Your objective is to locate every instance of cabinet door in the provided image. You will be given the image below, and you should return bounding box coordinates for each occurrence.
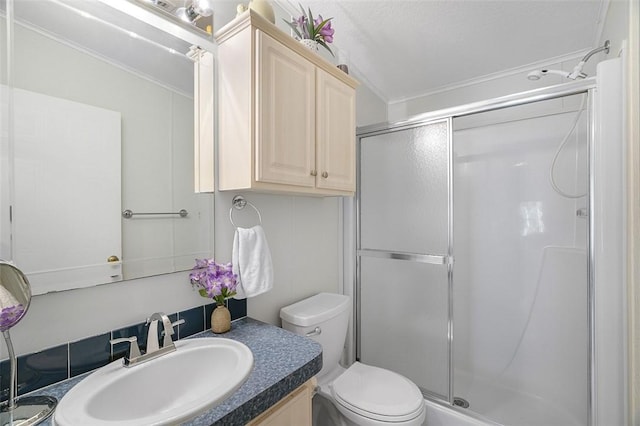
[256,30,316,188]
[316,69,356,192]
[247,379,314,426]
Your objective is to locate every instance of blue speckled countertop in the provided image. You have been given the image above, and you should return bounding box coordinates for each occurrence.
[34,317,322,425]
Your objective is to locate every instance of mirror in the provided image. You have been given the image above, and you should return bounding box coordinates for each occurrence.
[1,0,215,295]
[0,260,57,425]
[0,261,30,331]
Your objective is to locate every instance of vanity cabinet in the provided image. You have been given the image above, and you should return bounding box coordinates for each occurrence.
[215,10,358,196]
[248,378,316,425]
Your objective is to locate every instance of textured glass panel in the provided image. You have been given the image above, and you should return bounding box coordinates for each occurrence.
[360,257,449,398]
[452,95,588,425]
[360,121,449,254]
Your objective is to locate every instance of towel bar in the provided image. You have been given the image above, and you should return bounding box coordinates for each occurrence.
[122,209,188,219]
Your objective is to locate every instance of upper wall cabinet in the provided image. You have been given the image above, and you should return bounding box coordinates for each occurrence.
[215,10,359,196]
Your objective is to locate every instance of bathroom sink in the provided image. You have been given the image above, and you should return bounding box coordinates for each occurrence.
[54,338,254,426]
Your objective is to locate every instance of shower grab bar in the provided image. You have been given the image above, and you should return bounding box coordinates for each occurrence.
[357,249,450,265]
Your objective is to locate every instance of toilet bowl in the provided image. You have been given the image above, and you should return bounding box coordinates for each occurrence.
[280,293,426,426]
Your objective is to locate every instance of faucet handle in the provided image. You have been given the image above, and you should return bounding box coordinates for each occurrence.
[110,336,142,360]
[160,319,185,338]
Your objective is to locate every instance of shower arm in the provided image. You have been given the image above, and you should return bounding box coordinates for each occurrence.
[569,40,611,79]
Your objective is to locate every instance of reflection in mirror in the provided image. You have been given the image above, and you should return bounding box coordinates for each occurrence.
[0,260,57,425]
[0,261,30,331]
[132,0,214,36]
[2,0,214,295]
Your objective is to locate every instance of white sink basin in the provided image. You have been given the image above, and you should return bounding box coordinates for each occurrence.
[54,338,254,426]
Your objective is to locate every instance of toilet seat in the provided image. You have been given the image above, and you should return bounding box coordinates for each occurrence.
[330,362,425,422]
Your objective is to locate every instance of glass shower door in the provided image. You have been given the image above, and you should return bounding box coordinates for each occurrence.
[357,119,451,400]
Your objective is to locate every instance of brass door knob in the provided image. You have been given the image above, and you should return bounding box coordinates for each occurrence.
[107,255,120,263]
[322,171,328,178]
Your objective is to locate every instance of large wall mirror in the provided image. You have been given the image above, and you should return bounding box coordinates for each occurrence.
[1,0,219,295]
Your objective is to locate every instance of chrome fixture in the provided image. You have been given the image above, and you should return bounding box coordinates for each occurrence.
[137,0,213,32]
[174,0,213,24]
[229,195,263,227]
[305,327,322,337]
[527,40,610,81]
[192,0,214,16]
[109,312,185,367]
[122,208,189,219]
[175,4,199,23]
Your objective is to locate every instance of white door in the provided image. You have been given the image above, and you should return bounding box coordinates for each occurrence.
[11,88,122,294]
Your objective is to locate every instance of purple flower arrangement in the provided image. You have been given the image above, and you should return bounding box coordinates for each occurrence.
[284,4,335,56]
[189,259,238,306]
[0,304,25,331]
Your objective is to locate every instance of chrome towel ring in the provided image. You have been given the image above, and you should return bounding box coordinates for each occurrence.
[229,195,263,228]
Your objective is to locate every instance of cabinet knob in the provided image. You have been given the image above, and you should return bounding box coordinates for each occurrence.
[310,170,317,176]
[107,255,120,263]
[322,171,329,178]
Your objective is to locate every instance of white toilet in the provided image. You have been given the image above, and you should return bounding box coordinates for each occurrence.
[280,293,426,426]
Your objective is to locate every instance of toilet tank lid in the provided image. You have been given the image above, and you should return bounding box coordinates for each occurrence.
[280,293,351,327]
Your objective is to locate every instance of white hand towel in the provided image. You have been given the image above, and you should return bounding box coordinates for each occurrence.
[232,225,274,299]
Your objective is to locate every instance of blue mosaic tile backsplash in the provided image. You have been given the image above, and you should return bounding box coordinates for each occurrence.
[0,299,247,402]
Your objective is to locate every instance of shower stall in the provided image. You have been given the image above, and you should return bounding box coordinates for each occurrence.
[355,60,624,426]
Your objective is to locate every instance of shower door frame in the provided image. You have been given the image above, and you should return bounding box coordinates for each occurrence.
[355,78,597,424]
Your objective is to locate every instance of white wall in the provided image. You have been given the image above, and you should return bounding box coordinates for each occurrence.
[622,0,640,422]
[600,0,630,58]
[355,82,387,127]
[8,271,205,355]
[215,192,342,326]
[599,1,635,423]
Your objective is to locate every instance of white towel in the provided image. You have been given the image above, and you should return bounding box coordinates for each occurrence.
[232,225,273,299]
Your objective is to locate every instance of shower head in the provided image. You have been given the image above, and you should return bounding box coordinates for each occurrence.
[527,69,574,80]
[527,70,542,80]
[527,40,610,82]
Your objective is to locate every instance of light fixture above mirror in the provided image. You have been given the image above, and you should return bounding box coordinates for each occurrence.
[136,0,214,34]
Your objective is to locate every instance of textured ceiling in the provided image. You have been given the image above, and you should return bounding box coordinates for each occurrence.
[12,0,606,105]
[278,0,605,103]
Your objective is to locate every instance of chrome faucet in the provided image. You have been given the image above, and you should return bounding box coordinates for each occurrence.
[109,312,185,367]
[146,312,176,352]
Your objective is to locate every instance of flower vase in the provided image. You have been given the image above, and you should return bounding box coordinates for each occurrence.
[211,304,231,333]
[300,39,319,52]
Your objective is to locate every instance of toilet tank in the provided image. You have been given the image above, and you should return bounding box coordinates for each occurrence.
[280,293,351,380]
